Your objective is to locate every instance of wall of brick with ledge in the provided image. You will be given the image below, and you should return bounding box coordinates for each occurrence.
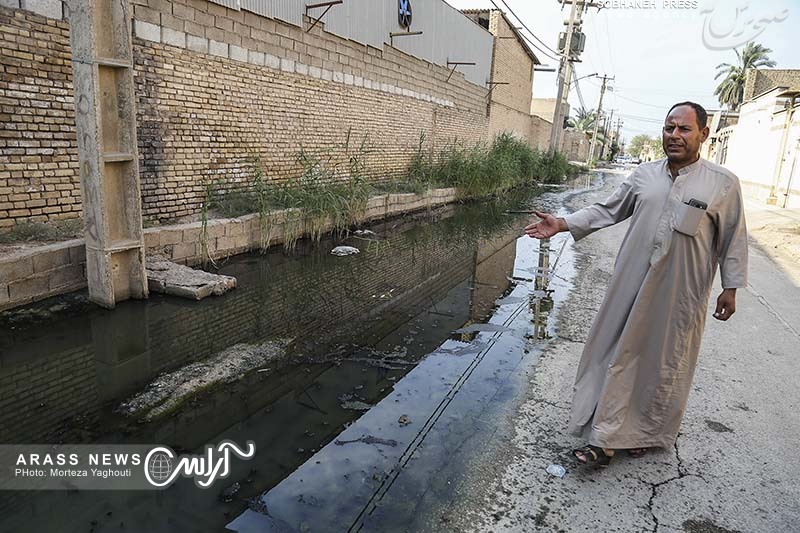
[0,188,458,312]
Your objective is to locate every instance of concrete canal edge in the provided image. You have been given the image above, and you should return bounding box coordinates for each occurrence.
[0,188,458,312]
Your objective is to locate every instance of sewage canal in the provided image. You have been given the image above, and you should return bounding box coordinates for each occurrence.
[0,180,591,532]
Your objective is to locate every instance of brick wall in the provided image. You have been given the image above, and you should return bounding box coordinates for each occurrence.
[462,9,535,142]
[527,114,589,162]
[0,8,81,230]
[561,128,590,162]
[488,11,533,119]
[133,36,483,220]
[0,2,489,228]
[743,68,800,102]
[529,114,551,152]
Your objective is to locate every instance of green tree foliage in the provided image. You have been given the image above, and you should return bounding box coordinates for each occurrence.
[627,134,652,157]
[714,42,776,111]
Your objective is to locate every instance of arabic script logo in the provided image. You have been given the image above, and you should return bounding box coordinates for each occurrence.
[701,1,789,50]
[399,0,412,29]
[143,440,255,489]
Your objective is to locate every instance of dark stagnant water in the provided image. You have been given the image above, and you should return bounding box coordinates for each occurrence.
[0,182,581,532]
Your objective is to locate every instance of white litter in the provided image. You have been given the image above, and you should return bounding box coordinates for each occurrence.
[331,246,360,256]
[546,464,567,478]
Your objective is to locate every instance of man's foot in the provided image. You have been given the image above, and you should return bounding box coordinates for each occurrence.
[627,447,649,458]
[572,445,614,467]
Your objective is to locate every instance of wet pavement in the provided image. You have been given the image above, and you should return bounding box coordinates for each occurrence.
[0,179,593,532]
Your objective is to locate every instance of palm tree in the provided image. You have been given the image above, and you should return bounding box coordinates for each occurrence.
[568,107,600,139]
[714,42,776,111]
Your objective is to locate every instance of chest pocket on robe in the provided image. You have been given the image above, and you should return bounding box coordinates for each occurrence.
[672,202,706,236]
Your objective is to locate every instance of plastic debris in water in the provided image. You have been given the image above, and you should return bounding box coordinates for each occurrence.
[331,246,360,256]
[546,464,566,478]
[219,482,241,502]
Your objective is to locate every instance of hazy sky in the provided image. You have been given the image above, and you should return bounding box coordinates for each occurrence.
[445,0,798,142]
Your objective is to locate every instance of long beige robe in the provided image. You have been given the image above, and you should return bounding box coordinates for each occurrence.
[563,158,748,448]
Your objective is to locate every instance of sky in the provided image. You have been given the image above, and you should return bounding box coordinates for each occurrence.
[445,0,799,143]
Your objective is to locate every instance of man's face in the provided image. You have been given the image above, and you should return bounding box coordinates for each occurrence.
[662,106,710,164]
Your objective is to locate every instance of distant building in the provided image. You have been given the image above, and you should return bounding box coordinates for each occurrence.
[723,85,800,208]
[530,98,562,122]
[743,69,800,102]
[640,140,661,163]
[700,109,739,162]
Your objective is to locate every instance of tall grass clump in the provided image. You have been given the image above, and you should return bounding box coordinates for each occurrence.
[536,150,577,184]
[211,130,373,252]
[405,132,578,198]
[200,179,218,267]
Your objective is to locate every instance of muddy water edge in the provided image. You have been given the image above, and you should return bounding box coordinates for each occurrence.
[0,176,596,532]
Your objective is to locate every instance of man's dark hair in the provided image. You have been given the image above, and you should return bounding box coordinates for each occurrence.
[667,101,708,129]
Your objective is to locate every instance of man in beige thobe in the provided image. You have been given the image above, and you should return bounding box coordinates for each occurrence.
[525,102,748,464]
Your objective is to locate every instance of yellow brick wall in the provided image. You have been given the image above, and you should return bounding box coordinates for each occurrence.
[0,9,82,230]
[487,11,533,139]
[0,3,489,228]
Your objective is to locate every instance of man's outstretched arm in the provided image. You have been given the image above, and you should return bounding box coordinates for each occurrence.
[526,171,638,241]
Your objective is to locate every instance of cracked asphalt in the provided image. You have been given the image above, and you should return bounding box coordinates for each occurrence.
[439,169,800,533]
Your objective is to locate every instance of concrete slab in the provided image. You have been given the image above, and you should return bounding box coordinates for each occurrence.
[145,254,236,300]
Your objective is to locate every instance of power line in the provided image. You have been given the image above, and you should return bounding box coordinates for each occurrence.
[617,112,664,123]
[487,0,560,61]
[611,92,666,109]
[495,0,560,58]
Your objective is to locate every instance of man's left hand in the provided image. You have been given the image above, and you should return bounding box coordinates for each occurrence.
[713,288,737,321]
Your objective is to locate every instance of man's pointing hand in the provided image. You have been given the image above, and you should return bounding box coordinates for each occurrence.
[525,211,567,239]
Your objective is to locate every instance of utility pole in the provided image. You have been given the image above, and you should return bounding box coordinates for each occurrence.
[614,117,623,155]
[600,107,614,160]
[588,74,613,163]
[548,1,599,154]
[548,0,578,154]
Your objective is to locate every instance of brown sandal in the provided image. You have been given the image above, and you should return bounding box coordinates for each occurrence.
[572,445,613,467]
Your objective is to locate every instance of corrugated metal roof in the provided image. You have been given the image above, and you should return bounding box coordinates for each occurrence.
[209,0,240,11]
[206,0,493,87]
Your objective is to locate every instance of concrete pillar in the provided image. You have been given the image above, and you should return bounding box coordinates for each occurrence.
[67,0,148,308]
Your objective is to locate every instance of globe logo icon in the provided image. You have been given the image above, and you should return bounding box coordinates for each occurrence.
[148,452,172,482]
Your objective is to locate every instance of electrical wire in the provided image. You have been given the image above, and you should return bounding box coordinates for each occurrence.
[611,92,666,109]
[487,0,560,62]
[496,0,560,57]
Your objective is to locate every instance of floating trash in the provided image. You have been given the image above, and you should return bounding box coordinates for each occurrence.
[546,464,566,478]
[331,246,360,256]
[398,415,412,426]
[353,230,376,237]
[219,482,241,503]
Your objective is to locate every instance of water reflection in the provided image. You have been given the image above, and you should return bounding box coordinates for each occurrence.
[0,187,544,532]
